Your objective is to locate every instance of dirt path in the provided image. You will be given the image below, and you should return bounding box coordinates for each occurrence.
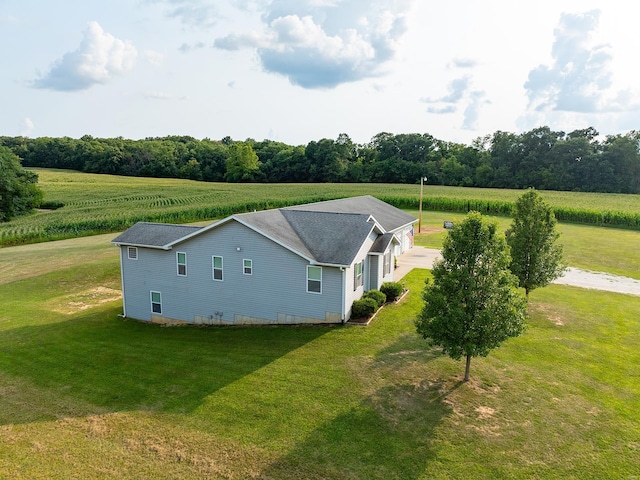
[397,247,640,296]
[553,267,640,295]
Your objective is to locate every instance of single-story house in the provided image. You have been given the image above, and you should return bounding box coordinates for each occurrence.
[111,195,417,325]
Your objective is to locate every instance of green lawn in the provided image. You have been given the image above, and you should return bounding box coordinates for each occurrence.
[1,234,639,478]
[411,209,640,280]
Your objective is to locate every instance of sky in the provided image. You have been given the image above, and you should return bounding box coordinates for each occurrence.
[1,0,639,146]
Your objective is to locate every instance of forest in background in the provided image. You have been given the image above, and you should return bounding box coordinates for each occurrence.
[1,126,639,194]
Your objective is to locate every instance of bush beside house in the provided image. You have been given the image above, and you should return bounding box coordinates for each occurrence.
[380,282,403,302]
[351,297,379,319]
[363,290,386,308]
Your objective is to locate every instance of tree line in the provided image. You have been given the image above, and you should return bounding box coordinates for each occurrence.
[2,126,639,193]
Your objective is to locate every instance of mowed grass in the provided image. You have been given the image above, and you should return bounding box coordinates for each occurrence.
[2,168,640,246]
[410,209,640,280]
[1,234,639,478]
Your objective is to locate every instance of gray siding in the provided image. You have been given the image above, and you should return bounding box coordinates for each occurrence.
[120,221,344,324]
[343,230,378,320]
[369,255,381,291]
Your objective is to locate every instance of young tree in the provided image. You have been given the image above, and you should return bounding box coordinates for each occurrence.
[416,212,527,382]
[0,146,43,221]
[507,189,565,298]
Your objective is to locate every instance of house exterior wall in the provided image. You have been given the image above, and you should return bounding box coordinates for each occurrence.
[120,220,344,325]
[342,230,379,320]
[368,254,381,291]
[367,249,395,292]
[394,224,415,255]
[382,250,395,284]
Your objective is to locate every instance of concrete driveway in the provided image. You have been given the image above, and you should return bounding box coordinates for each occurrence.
[395,246,640,296]
[395,246,441,280]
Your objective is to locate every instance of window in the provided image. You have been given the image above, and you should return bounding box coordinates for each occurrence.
[128,246,138,260]
[243,259,253,275]
[151,291,162,314]
[212,256,223,281]
[354,260,364,290]
[307,265,322,293]
[383,251,392,276]
[177,252,187,276]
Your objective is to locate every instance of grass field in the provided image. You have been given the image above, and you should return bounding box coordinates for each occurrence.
[2,168,640,246]
[1,232,639,479]
[411,210,640,280]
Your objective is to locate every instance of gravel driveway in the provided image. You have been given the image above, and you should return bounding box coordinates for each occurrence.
[396,247,640,296]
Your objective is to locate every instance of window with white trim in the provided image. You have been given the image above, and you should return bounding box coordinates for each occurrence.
[212,256,223,281]
[128,246,138,260]
[307,265,322,293]
[353,260,364,290]
[243,259,253,275]
[151,291,162,314]
[383,251,392,276]
[177,252,187,276]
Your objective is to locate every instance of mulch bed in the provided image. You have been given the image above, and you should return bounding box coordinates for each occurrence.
[346,289,409,326]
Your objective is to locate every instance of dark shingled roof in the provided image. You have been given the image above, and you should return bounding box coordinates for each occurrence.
[369,233,396,254]
[284,195,416,232]
[112,196,416,265]
[237,209,376,266]
[112,222,202,249]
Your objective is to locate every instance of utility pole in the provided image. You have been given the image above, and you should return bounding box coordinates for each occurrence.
[418,176,427,233]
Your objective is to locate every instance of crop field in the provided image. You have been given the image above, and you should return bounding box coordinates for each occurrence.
[0,231,639,478]
[1,168,640,246]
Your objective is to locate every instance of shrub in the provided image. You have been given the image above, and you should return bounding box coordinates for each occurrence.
[39,200,65,210]
[351,297,378,319]
[363,289,387,307]
[380,282,403,301]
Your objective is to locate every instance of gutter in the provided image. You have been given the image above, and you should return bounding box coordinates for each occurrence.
[118,246,127,318]
[340,267,346,323]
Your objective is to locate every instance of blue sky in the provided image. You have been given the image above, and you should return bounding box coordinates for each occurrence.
[1,0,639,146]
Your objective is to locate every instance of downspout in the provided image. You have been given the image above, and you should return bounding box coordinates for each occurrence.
[118,245,127,318]
[340,267,346,324]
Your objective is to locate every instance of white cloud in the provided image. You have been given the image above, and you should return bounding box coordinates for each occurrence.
[423,76,471,104]
[462,91,490,130]
[422,75,489,131]
[525,10,639,114]
[178,42,206,53]
[143,92,172,100]
[32,21,137,92]
[150,0,221,29]
[214,0,415,88]
[20,117,35,137]
[0,15,18,24]
[450,58,478,69]
[143,50,165,66]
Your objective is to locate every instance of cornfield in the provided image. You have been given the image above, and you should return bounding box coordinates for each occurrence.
[1,169,639,247]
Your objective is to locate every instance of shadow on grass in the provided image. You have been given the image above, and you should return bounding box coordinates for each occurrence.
[372,332,444,365]
[0,306,330,425]
[259,379,459,480]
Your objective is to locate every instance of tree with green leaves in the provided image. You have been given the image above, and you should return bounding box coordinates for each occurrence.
[224,143,260,182]
[0,146,43,222]
[507,189,565,298]
[416,212,527,382]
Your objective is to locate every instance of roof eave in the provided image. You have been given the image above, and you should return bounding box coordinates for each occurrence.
[162,217,232,248]
[112,241,171,250]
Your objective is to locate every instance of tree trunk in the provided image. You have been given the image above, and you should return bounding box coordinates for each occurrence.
[464,355,471,382]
